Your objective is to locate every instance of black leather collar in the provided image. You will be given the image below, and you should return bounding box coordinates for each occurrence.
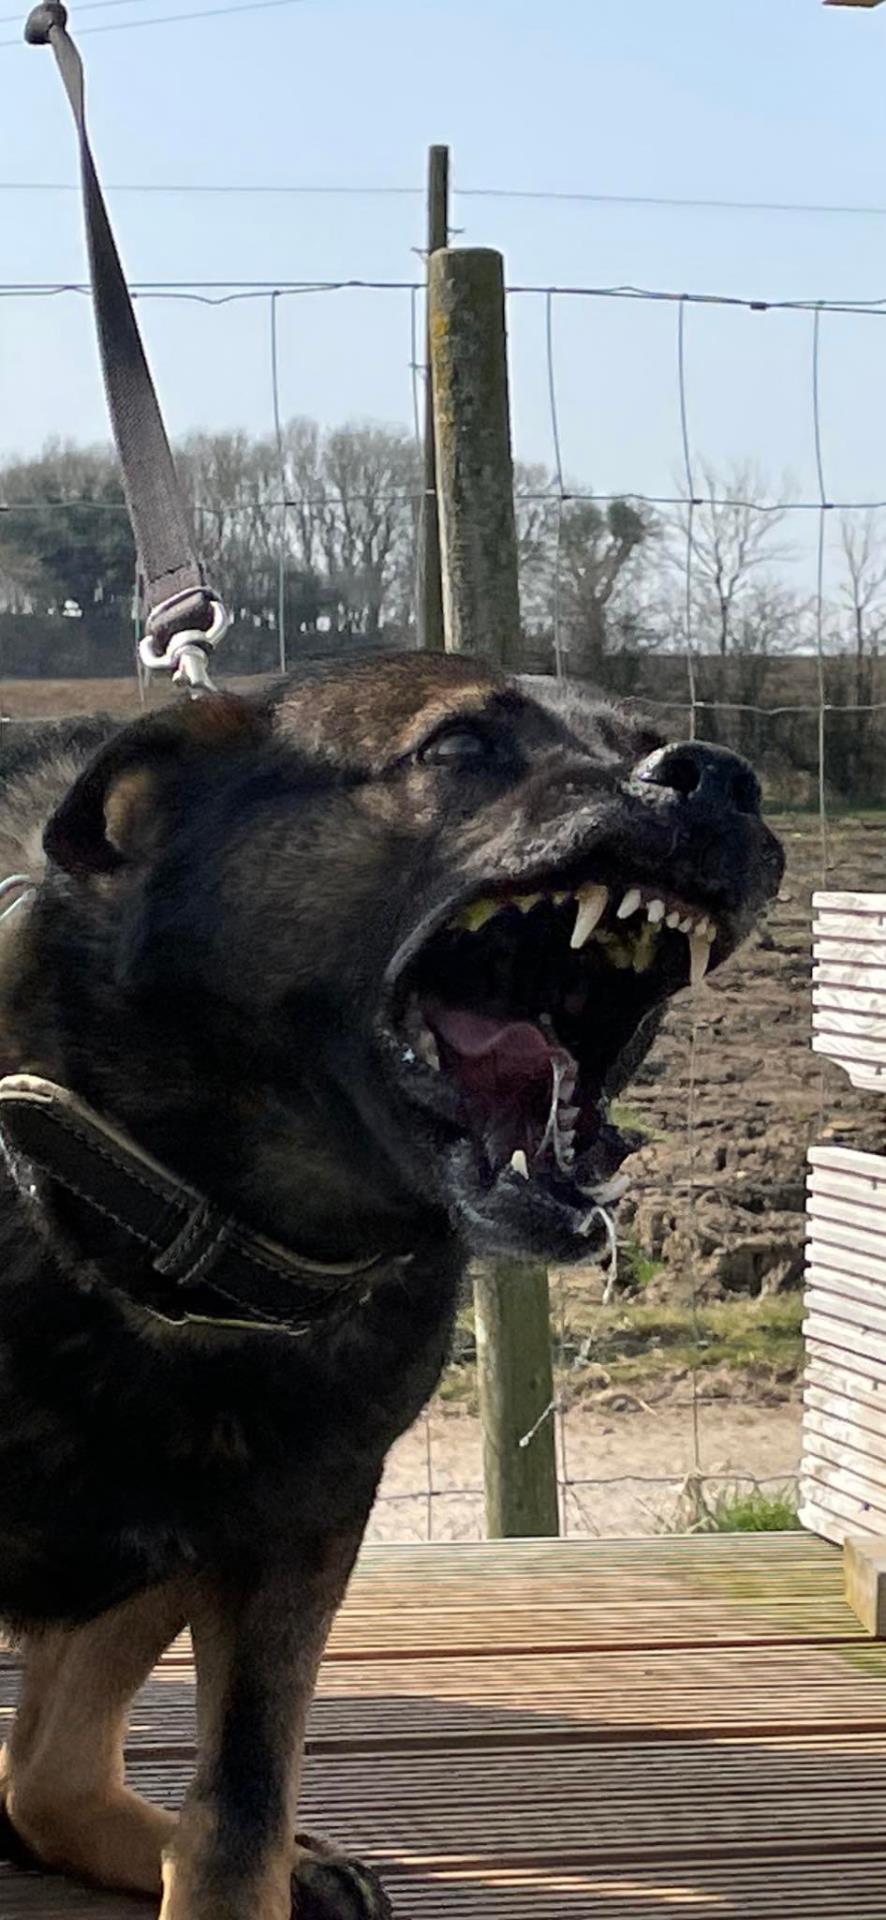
[0,1074,405,1337]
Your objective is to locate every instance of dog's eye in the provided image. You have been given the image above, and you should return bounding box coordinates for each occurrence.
[419,725,498,769]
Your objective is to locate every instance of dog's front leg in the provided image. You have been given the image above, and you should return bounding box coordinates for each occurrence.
[161,1537,386,1920]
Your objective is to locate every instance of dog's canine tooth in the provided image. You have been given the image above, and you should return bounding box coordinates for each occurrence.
[688,931,712,988]
[510,1149,530,1180]
[570,883,609,950]
[666,910,681,929]
[616,886,642,921]
[646,897,665,925]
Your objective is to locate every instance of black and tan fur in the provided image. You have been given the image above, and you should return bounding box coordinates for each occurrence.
[0,653,783,1918]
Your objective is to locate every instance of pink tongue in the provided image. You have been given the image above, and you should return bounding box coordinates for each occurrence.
[425,1003,566,1107]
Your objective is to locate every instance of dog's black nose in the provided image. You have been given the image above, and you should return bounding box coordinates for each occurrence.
[634,741,762,818]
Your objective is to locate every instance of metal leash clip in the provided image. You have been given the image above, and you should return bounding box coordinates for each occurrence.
[139,592,231,694]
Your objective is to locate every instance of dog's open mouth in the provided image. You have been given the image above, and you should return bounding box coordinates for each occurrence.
[387,869,725,1251]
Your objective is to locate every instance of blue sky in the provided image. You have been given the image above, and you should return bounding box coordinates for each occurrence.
[2,0,886,569]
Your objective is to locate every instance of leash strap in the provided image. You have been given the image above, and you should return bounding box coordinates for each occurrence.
[24,3,229,689]
[0,1074,391,1336]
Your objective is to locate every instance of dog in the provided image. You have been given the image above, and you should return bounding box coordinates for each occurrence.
[0,651,783,1919]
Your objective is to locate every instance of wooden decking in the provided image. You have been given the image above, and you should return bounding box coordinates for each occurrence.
[4,1533,886,1916]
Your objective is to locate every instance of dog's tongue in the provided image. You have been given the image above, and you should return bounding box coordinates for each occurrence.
[425,1003,567,1113]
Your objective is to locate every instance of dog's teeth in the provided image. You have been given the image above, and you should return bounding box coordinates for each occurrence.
[616,887,642,921]
[513,892,542,914]
[552,890,570,907]
[454,897,499,933]
[678,915,693,933]
[570,883,609,949]
[416,1029,440,1071]
[688,931,712,988]
[666,910,681,929]
[510,1149,530,1180]
[646,897,665,925]
[695,916,715,939]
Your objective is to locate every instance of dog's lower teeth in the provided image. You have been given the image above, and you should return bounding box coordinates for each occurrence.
[416,1030,440,1071]
[688,931,712,988]
[510,1149,530,1180]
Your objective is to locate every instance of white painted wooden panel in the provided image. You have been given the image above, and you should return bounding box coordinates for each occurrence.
[813,939,886,967]
[810,1145,886,1185]
[809,1190,886,1234]
[813,891,886,916]
[813,914,886,940]
[813,1031,886,1063]
[815,962,886,991]
[803,1145,886,1544]
[813,896,886,1087]
[812,1005,886,1038]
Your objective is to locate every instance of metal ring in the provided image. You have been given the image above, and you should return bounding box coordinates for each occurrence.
[139,594,230,673]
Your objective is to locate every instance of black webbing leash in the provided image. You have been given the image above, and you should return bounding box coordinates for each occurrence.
[24,2,230,690]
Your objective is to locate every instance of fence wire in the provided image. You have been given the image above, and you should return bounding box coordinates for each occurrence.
[3,271,877,1541]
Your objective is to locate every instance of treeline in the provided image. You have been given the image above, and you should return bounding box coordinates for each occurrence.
[2,431,885,802]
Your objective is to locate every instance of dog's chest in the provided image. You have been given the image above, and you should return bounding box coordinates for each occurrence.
[0,1239,459,1626]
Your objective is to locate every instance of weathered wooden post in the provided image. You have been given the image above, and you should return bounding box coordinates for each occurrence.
[427,245,560,1539]
[417,145,449,654]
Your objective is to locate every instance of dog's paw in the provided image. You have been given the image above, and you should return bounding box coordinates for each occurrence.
[292,1836,393,1918]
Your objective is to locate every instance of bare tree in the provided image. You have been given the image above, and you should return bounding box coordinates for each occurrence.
[838,509,886,704]
[668,461,794,658]
[321,424,420,636]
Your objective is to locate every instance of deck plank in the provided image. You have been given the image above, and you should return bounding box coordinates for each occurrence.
[5,1533,886,1917]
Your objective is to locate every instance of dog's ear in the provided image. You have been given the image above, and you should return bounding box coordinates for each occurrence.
[44,695,274,877]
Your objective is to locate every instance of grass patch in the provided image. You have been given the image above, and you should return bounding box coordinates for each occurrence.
[568,1294,804,1385]
[436,1292,805,1409]
[684,1483,802,1534]
[618,1237,663,1293]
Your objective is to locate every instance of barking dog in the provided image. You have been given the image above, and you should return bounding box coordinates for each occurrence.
[0,653,783,1918]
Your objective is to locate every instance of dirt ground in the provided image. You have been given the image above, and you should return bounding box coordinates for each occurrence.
[5,679,884,1539]
[608,807,886,1302]
[368,1397,802,1541]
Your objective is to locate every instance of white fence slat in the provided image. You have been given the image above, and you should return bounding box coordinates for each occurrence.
[813,891,886,915]
[803,1142,886,1547]
[815,961,886,992]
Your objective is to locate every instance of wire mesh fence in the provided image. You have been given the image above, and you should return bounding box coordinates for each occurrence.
[4,269,886,1539]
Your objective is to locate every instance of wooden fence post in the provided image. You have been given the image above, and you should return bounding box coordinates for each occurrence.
[417,145,449,653]
[427,244,560,1539]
